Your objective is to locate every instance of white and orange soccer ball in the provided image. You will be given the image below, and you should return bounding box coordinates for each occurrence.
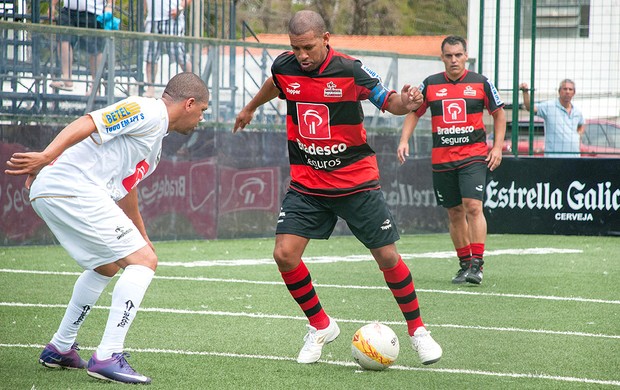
[351,322,400,370]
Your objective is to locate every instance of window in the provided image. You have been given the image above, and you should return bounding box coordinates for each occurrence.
[522,0,590,38]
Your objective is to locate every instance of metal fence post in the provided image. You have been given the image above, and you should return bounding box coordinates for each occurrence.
[511,0,522,157]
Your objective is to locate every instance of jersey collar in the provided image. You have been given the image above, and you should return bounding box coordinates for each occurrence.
[317,45,334,75]
[444,69,468,83]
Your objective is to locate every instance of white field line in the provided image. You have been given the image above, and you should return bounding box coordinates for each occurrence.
[1,302,619,340]
[1,343,619,387]
[1,268,618,305]
[156,248,584,267]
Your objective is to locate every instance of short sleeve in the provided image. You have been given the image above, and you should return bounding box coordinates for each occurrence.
[483,78,505,114]
[353,61,395,111]
[89,97,158,144]
[535,100,552,119]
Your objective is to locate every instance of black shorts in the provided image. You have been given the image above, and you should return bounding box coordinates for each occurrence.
[276,189,400,249]
[432,162,487,208]
[57,8,104,54]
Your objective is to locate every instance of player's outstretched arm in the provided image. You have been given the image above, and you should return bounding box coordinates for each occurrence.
[233,77,280,133]
[385,84,424,115]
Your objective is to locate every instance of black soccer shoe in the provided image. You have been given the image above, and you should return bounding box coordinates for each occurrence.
[451,260,470,284]
[466,258,484,284]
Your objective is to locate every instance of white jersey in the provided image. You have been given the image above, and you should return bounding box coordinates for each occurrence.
[61,0,106,14]
[145,0,184,22]
[30,97,169,202]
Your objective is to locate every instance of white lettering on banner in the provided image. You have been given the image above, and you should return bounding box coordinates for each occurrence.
[2,183,31,214]
[555,213,594,221]
[485,181,563,210]
[384,182,437,207]
[140,176,186,206]
[485,180,620,212]
[567,181,620,210]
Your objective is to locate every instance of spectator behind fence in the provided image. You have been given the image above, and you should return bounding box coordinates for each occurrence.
[50,0,112,95]
[144,0,193,98]
[520,79,585,157]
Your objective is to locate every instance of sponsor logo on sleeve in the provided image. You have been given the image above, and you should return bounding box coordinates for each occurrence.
[101,101,144,133]
[361,64,382,82]
[487,80,504,106]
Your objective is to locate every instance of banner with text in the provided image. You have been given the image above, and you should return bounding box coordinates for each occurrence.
[484,158,620,235]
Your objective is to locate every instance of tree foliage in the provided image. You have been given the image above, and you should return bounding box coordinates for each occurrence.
[236,0,467,36]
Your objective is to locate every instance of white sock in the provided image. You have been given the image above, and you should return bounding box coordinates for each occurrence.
[96,265,155,360]
[50,270,112,352]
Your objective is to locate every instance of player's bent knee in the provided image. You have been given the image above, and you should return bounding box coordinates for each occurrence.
[120,246,158,271]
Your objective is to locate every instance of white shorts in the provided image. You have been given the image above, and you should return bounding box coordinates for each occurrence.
[31,192,147,270]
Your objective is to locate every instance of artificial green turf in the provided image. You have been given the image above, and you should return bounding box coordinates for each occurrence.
[0,234,618,389]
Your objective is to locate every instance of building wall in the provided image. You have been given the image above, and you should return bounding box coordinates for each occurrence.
[468,0,620,119]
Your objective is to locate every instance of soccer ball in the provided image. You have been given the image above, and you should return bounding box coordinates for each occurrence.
[351,322,399,370]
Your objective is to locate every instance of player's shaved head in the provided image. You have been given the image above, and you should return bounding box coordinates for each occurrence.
[288,10,326,37]
[163,72,209,103]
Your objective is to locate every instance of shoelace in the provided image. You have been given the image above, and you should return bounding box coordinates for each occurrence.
[414,331,431,350]
[303,326,318,342]
[113,352,135,372]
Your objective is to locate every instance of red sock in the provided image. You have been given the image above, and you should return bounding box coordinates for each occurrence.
[470,243,485,260]
[280,261,329,330]
[456,245,471,262]
[382,257,424,336]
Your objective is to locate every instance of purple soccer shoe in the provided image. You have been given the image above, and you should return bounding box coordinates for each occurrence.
[87,352,151,384]
[39,342,87,369]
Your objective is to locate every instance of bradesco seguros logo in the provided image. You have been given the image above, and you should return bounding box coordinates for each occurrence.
[296,102,331,140]
[442,98,467,123]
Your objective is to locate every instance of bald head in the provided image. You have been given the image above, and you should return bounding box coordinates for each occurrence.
[288,10,326,37]
[162,72,209,104]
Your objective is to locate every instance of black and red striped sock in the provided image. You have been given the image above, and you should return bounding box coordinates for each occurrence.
[281,260,329,330]
[456,245,471,264]
[471,243,485,268]
[382,257,424,336]
[456,245,472,270]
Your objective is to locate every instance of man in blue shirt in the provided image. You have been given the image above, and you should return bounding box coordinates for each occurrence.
[520,79,585,157]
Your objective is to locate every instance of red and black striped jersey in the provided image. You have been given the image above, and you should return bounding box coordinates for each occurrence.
[271,46,396,197]
[414,70,504,171]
